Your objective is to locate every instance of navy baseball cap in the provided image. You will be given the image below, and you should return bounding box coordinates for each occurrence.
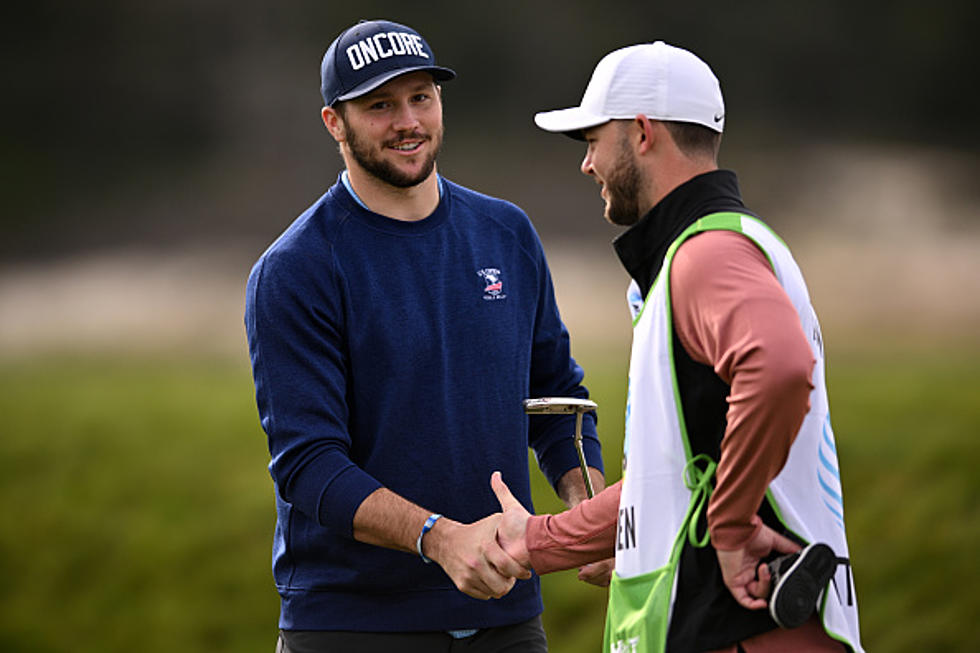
[320,20,456,106]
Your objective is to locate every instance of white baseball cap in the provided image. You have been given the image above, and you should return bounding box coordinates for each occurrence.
[534,41,725,139]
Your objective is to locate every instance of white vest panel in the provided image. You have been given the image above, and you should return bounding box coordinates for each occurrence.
[616,213,863,651]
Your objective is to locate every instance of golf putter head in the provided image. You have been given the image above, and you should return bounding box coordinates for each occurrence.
[522,397,598,414]
[523,397,598,497]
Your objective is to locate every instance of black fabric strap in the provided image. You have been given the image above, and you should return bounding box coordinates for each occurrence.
[830,556,854,607]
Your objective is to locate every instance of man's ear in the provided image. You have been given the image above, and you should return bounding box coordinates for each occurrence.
[321,106,345,143]
[634,115,657,154]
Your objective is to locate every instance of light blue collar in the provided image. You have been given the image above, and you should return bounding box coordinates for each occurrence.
[341,170,443,210]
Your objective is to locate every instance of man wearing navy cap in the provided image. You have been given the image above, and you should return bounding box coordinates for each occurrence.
[245,19,605,652]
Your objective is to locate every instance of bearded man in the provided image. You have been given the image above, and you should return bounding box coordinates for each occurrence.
[490,41,865,653]
[244,19,605,653]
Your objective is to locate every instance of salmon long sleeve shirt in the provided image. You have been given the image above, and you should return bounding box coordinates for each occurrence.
[526,229,844,652]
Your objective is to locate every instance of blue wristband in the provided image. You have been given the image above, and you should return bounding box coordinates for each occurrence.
[416,513,442,564]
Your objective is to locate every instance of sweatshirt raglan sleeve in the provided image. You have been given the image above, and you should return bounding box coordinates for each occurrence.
[669,230,815,550]
[524,232,604,489]
[245,245,382,538]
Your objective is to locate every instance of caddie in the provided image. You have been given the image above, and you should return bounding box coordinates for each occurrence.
[489,41,865,653]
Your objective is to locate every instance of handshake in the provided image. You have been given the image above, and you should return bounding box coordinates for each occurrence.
[425,471,834,633]
[422,471,613,601]
[421,471,535,602]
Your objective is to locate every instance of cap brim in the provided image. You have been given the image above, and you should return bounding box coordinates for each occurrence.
[335,65,456,104]
[534,107,611,141]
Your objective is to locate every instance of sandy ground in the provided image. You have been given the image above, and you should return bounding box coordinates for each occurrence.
[1,146,977,359]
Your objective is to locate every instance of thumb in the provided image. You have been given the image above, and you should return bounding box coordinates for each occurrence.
[491,471,524,512]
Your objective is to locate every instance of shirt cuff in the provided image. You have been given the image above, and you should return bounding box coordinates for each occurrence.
[288,457,383,538]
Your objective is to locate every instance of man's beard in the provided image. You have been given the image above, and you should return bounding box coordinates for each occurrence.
[345,122,443,188]
[604,137,643,227]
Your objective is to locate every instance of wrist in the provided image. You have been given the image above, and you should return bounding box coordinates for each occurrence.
[416,513,442,563]
[419,515,461,564]
[557,466,605,508]
[710,514,763,551]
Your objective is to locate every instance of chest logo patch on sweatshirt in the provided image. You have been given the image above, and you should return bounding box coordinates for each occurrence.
[477,268,507,301]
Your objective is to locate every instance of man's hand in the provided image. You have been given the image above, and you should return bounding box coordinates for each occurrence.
[716,518,800,610]
[424,512,531,601]
[556,466,605,508]
[577,558,615,587]
[352,487,527,600]
[490,471,532,569]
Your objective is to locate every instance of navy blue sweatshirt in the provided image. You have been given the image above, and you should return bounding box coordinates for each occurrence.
[245,175,602,632]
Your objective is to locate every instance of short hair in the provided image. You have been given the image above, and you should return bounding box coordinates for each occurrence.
[663,121,722,161]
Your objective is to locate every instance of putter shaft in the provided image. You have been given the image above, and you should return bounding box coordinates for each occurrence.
[523,397,597,499]
[574,411,595,498]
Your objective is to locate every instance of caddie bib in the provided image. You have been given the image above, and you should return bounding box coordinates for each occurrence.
[604,213,863,653]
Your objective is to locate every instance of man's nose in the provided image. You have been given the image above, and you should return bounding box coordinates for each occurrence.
[392,103,422,131]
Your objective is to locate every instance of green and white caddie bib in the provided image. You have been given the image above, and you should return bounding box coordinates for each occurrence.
[604,213,863,653]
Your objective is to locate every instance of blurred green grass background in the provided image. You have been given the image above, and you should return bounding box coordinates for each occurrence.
[1,343,977,652]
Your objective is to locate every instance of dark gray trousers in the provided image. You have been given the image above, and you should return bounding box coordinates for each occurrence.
[276,615,547,653]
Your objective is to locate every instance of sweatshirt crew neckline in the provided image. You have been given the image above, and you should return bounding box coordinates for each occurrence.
[333,172,450,235]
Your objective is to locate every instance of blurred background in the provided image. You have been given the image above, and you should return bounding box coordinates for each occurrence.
[1,1,977,651]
